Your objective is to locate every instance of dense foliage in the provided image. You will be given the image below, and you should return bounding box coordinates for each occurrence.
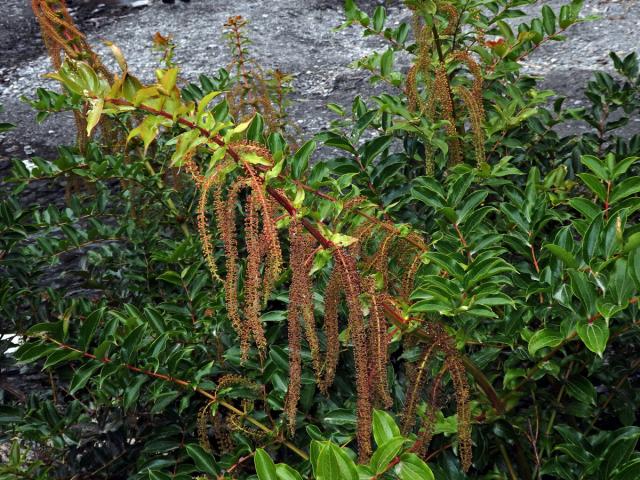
[1,0,640,479]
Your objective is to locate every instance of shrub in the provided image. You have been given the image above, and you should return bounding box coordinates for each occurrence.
[1,0,640,479]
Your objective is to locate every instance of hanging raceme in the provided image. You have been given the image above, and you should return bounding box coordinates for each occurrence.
[319,261,342,395]
[440,3,460,36]
[366,281,393,409]
[214,178,246,354]
[401,323,472,472]
[452,51,487,168]
[434,64,463,166]
[243,190,268,352]
[284,219,318,434]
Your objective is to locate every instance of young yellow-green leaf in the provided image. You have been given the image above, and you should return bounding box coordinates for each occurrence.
[185,443,218,476]
[240,150,272,166]
[254,448,278,480]
[159,67,179,92]
[372,410,401,446]
[86,98,104,136]
[395,453,435,480]
[104,41,128,73]
[576,317,609,357]
[265,157,285,184]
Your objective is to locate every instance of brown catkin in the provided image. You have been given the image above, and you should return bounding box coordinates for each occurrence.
[434,64,462,165]
[214,179,247,356]
[197,403,213,452]
[319,265,341,394]
[243,190,267,352]
[401,342,438,434]
[456,86,486,168]
[197,172,222,283]
[284,219,315,434]
[334,250,372,461]
[439,3,460,36]
[366,283,393,409]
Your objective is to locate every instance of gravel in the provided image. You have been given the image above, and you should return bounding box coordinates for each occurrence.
[0,0,639,160]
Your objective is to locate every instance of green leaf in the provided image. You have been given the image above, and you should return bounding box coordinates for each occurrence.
[122,324,147,363]
[582,213,603,261]
[602,427,640,479]
[275,464,304,480]
[312,441,358,480]
[157,271,182,286]
[395,453,435,480]
[569,270,597,316]
[14,342,55,364]
[185,444,218,476]
[541,5,557,34]
[372,409,401,447]
[291,140,316,179]
[611,177,640,203]
[544,244,579,268]
[123,375,147,410]
[255,448,278,480]
[247,113,265,142]
[380,49,394,77]
[43,349,81,369]
[528,328,564,356]
[566,376,596,405]
[613,458,640,480]
[372,5,386,32]
[581,155,608,180]
[578,173,606,202]
[79,307,105,351]
[69,361,103,395]
[370,437,404,473]
[576,317,609,357]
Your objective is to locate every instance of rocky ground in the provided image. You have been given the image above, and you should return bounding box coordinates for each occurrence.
[0,0,639,162]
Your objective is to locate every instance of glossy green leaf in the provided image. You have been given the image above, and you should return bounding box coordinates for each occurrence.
[370,436,404,473]
[372,409,401,447]
[528,328,564,356]
[395,453,435,480]
[576,317,609,357]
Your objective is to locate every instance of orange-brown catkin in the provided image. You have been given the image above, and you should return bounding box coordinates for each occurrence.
[401,342,438,435]
[198,172,221,283]
[243,190,267,352]
[319,263,341,395]
[366,282,393,409]
[334,250,372,461]
[284,219,317,434]
[457,86,486,168]
[434,64,462,165]
[406,323,472,471]
[439,3,459,36]
[214,179,247,356]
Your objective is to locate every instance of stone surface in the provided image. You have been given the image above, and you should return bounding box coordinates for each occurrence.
[0,0,639,161]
